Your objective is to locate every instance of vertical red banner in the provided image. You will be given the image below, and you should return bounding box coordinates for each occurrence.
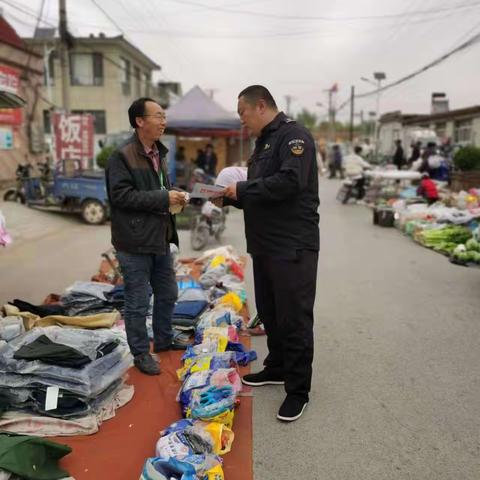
[52,113,94,170]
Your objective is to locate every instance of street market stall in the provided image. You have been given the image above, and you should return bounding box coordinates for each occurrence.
[361,166,480,267]
[166,86,245,184]
[0,245,256,479]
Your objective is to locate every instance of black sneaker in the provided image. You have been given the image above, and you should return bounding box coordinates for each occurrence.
[277,395,308,422]
[241,369,284,386]
[134,353,160,375]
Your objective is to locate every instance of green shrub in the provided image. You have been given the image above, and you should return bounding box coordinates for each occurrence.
[96,145,116,169]
[453,145,480,171]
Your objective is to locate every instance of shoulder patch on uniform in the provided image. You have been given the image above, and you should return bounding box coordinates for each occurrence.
[288,138,305,156]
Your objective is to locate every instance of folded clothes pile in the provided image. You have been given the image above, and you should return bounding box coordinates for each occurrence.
[7,282,125,319]
[0,326,133,436]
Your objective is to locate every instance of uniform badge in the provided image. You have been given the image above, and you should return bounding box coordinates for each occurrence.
[264,143,271,150]
[288,139,305,156]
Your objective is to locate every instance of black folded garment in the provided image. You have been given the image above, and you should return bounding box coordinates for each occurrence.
[13,335,119,368]
[61,291,124,316]
[9,299,67,317]
[172,316,201,328]
[13,335,91,368]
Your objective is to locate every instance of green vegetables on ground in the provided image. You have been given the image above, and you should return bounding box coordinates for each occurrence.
[419,226,472,254]
[452,237,480,264]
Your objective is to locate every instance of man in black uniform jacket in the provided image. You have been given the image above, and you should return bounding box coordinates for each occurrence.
[222,85,320,422]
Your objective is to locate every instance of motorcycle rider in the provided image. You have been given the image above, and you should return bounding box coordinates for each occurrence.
[343,146,372,200]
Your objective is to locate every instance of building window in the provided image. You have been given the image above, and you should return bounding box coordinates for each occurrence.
[435,122,447,140]
[121,58,131,95]
[70,53,103,86]
[71,110,107,134]
[134,66,141,97]
[454,119,472,143]
[44,51,56,86]
[43,109,52,134]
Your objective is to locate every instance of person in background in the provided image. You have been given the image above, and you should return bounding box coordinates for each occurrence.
[408,141,421,168]
[419,142,437,175]
[195,144,217,176]
[343,145,372,200]
[316,143,325,176]
[194,148,205,170]
[417,172,439,205]
[175,146,187,187]
[392,139,405,170]
[362,138,374,161]
[203,144,218,177]
[329,144,343,178]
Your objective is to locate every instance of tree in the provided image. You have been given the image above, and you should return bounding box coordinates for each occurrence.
[96,145,115,169]
[296,109,318,131]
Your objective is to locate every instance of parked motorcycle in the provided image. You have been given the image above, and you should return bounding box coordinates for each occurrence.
[3,164,32,203]
[190,200,226,251]
[336,175,369,204]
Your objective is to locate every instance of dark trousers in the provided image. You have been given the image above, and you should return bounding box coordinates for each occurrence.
[329,162,344,179]
[252,250,318,400]
[116,251,177,357]
[356,176,366,199]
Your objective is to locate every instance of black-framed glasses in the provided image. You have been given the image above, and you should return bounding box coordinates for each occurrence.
[142,114,167,120]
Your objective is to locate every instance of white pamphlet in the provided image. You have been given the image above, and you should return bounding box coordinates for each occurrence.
[189,183,224,199]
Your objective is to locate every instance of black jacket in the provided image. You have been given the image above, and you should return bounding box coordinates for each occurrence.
[228,112,320,258]
[393,145,405,167]
[105,133,178,255]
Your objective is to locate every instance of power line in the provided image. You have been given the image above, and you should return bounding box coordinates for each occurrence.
[0,0,56,27]
[3,0,472,40]
[89,0,124,35]
[357,31,480,99]
[335,28,480,113]
[166,0,480,22]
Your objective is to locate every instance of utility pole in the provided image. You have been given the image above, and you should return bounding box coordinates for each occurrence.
[323,88,334,142]
[285,95,293,116]
[59,0,70,113]
[373,72,386,161]
[349,85,355,143]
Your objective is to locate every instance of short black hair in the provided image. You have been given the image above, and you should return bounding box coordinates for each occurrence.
[354,146,363,154]
[128,97,157,129]
[238,85,277,110]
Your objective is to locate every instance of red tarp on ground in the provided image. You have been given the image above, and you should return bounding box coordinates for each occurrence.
[53,258,253,479]
[54,349,253,480]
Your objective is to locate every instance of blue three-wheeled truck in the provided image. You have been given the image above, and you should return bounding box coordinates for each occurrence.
[4,163,109,225]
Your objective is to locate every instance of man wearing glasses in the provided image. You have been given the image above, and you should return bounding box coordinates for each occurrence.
[106,97,187,375]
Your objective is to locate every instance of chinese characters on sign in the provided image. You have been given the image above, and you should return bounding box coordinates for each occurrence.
[0,65,22,125]
[52,113,94,171]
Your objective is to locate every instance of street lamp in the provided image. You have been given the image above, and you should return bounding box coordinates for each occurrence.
[361,72,386,160]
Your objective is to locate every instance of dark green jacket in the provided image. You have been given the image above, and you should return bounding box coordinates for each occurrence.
[0,432,71,480]
[105,133,178,254]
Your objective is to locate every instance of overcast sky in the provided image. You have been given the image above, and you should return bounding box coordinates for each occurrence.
[3,0,480,122]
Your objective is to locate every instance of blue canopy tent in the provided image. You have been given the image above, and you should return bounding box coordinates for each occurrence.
[166,86,241,135]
